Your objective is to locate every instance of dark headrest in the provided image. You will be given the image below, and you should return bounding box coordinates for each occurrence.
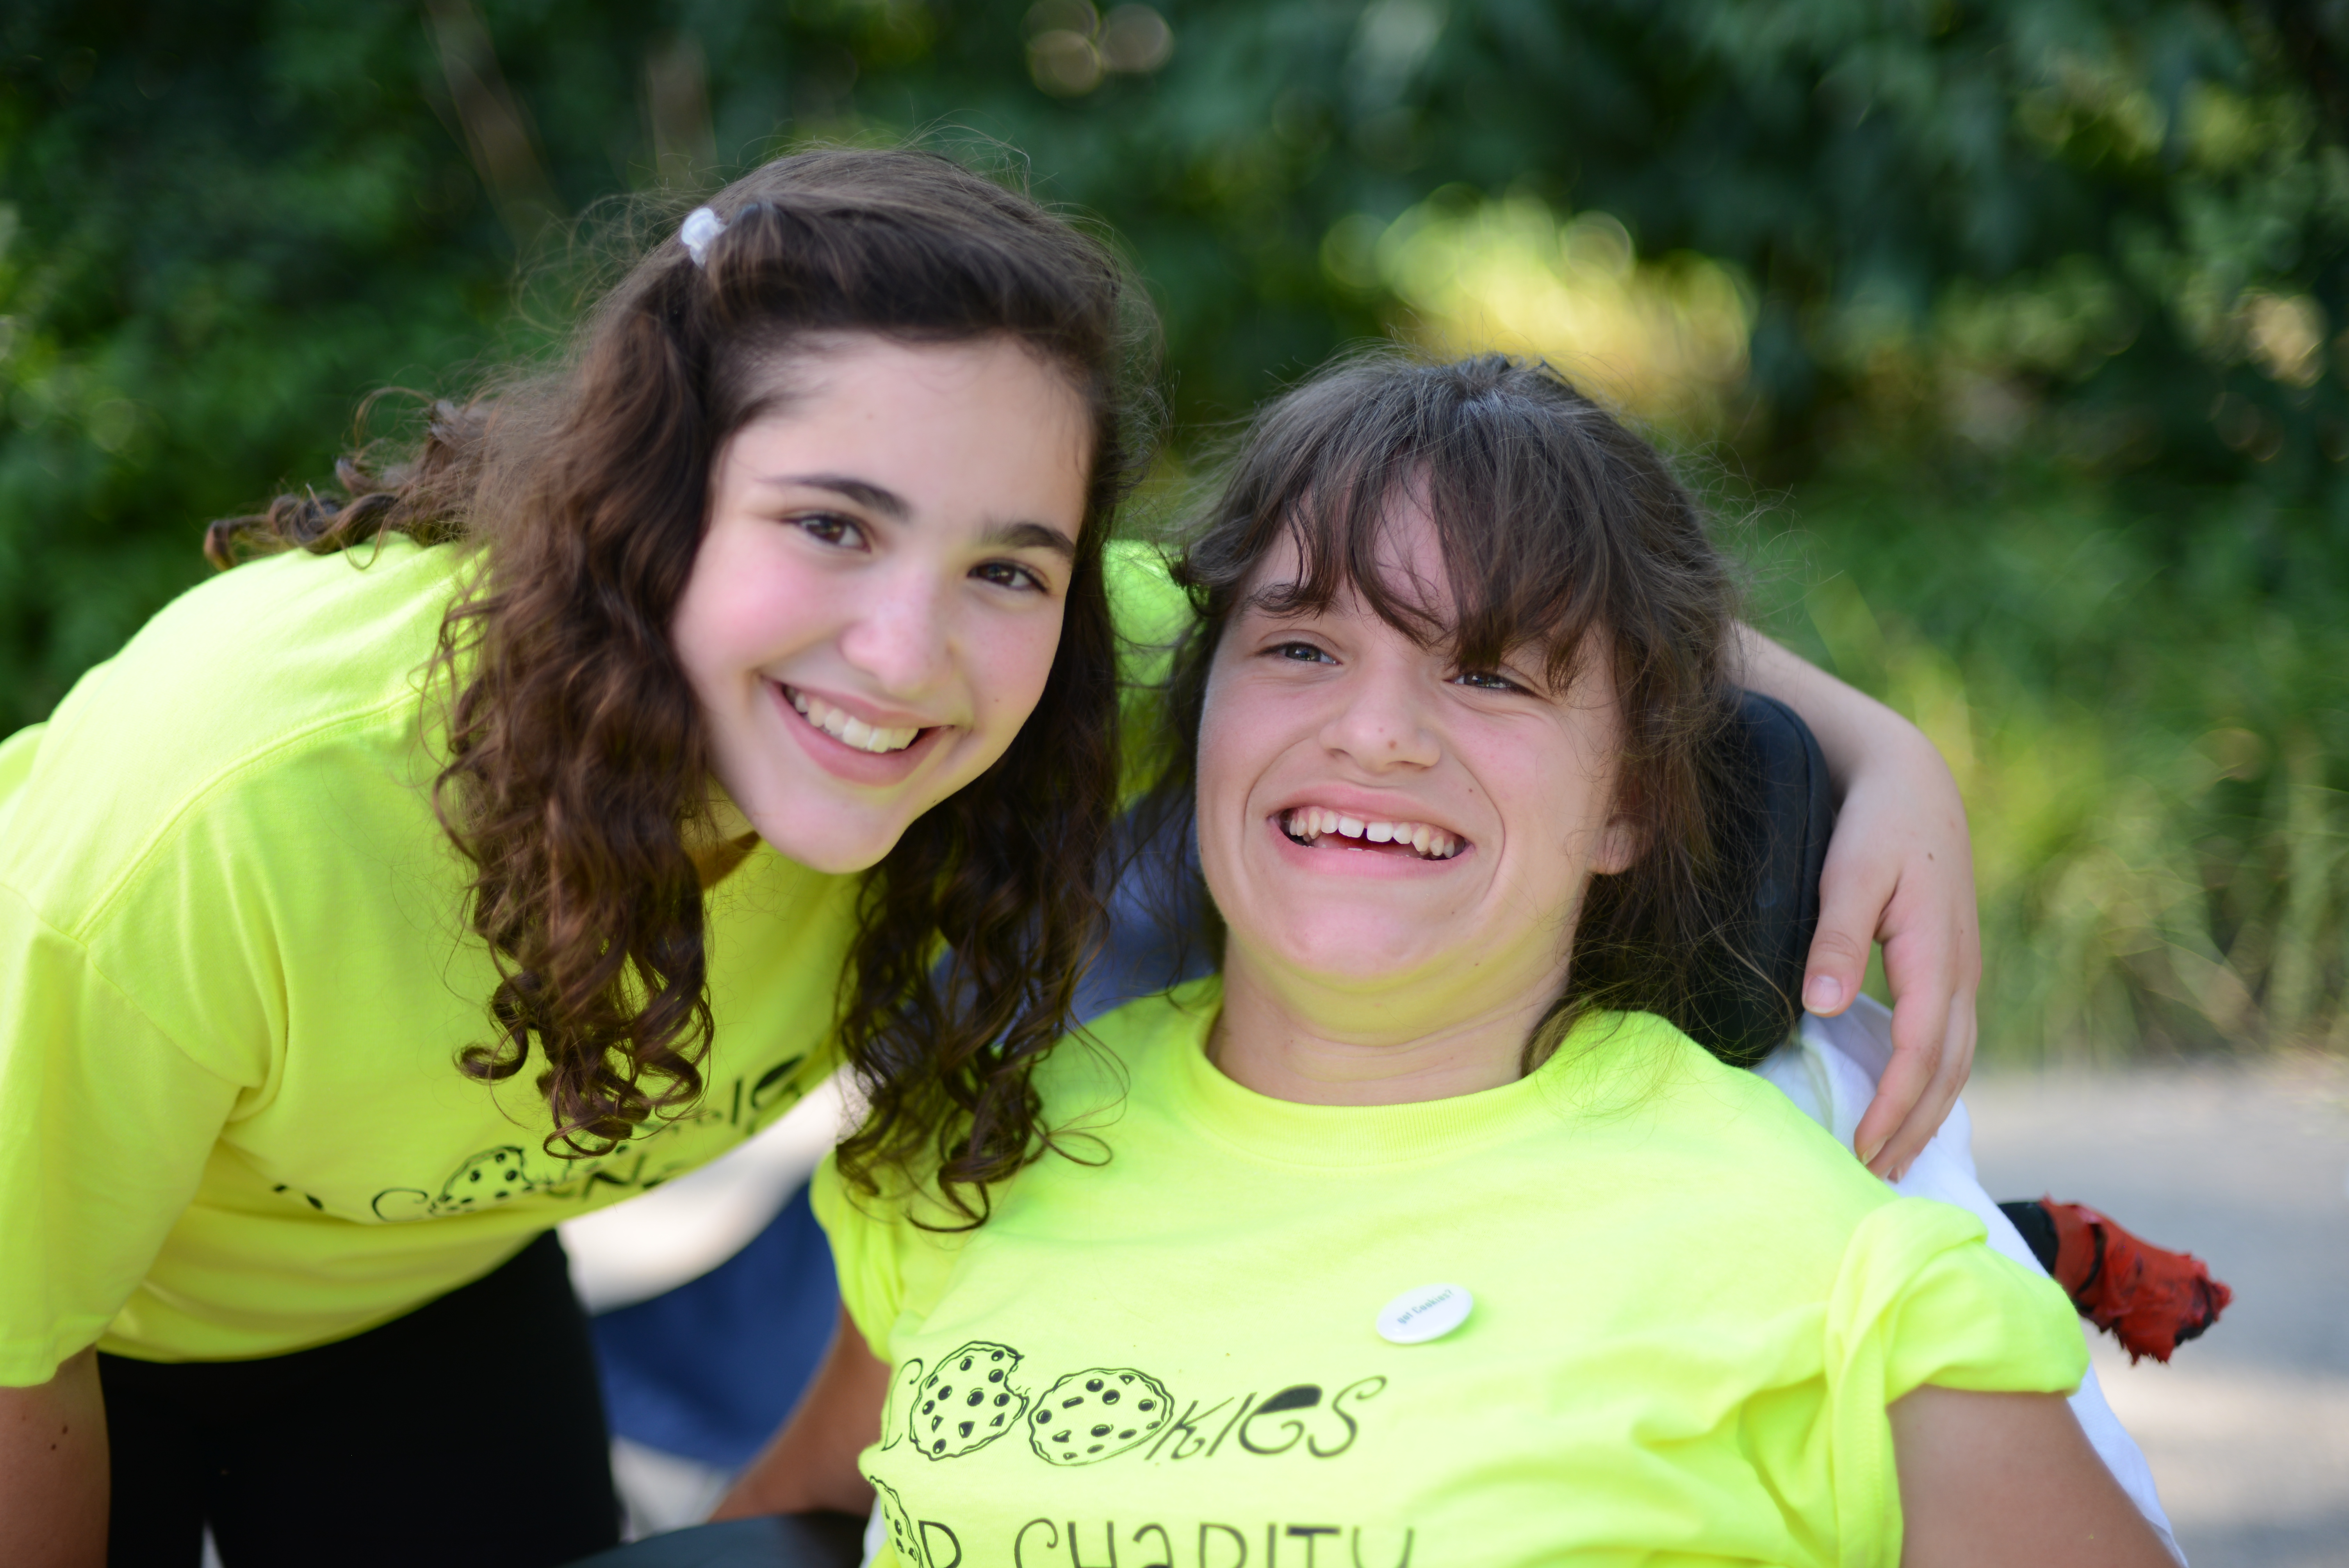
[1670,690,1835,1066]
[1078,688,1836,1068]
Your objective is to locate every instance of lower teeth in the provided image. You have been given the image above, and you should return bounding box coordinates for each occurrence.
[1284,822,1449,860]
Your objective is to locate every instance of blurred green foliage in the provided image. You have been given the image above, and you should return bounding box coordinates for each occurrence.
[2,0,2343,1054]
[1752,461,2349,1062]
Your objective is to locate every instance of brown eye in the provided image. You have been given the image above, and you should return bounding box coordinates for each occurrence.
[793,513,866,549]
[971,560,1047,592]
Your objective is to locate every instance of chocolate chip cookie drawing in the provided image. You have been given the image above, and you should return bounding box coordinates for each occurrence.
[1028,1367,1173,1465]
[878,1358,925,1452]
[369,1146,544,1221]
[868,1475,925,1566]
[910,1342,1029,1459]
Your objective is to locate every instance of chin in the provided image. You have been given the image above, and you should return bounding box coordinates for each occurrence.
[1258,919,1445,984]
[755,814,910,876]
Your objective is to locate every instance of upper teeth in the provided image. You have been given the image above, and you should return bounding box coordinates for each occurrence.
[1281,807,1460,860]
[789,690,920,754]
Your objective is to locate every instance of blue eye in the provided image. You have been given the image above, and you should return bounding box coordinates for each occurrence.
[1454,669,1524,692]
[1271,641,1335,664]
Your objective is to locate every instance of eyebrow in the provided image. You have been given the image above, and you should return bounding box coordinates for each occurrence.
[757,474,1077,561]
[978,520,1078,560]
[759,472,909,520]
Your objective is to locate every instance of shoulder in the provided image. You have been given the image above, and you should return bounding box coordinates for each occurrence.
[1542,1010,1896,1226]
[0,540,476,939]
[1033,980,1215,1123]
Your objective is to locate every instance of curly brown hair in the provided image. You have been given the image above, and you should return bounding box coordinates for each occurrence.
[1137,351,1766,1069]
[205,148,1157,1213]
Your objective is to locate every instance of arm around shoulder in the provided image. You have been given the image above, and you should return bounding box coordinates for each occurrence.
[1731,623,1982,1176]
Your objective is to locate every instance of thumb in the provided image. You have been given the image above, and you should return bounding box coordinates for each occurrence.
[1801,875,1880,1018]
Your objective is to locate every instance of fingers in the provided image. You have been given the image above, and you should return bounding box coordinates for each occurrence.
[1804,852,1891,1019]
[1852,1030,1933,1176]
[1860,986,1977,1177]
[1857,917,1976,1173]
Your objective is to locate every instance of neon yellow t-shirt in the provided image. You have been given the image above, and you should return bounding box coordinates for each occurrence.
[0,538,1180,1384]
[816,981,2087,1568]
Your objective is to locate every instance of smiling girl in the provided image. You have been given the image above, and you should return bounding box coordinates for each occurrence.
[0,150,1141,1568]
[740,355,2169,1567]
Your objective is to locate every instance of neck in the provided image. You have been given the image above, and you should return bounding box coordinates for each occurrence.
[1209,946,1567,1107]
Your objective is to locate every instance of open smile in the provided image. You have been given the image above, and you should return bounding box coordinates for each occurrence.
[773,682,949,783]
[1278,805,1463,861]
[784,686,927,753]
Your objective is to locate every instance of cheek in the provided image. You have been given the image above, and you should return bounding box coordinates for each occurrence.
[672,529,827,691]
[966,601,1068,735]
[1194,676,1281,875]
[1502,736,1618,868]
[1194,669,1251,812]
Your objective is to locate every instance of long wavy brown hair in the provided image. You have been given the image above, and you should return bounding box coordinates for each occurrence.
[206,149,1157,1215]
[1137,351,1758,1067]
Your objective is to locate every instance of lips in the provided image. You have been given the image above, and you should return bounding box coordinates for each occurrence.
[1279,805,1462,861]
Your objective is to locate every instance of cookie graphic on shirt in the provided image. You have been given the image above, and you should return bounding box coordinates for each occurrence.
[878,1358,925,1452]
[1028,1367,1173,1465]
[373,1146,543,1221]
[910,1341,1028,1459]
[431,1147,535,1214]
[868,1475,925,1567]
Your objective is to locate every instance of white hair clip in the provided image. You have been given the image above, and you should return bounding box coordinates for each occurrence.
[679,206,726,267]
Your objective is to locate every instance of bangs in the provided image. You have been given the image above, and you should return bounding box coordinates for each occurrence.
[1187,353,1688,696]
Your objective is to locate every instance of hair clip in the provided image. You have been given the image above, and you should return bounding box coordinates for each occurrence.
[679,207,726,267]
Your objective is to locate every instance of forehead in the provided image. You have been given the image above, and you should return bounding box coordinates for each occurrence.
[719,334,1093,507]
[1221,484,1595,696]
[1239,497,1454,623]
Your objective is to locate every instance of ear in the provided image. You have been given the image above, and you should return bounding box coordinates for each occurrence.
[1591,809,1646,877]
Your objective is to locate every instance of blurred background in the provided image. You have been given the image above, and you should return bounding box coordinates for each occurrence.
[3,3,2344,1563]
[5,0,2345,1063]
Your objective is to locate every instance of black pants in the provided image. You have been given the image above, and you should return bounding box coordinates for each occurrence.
[99,1230,622,1568]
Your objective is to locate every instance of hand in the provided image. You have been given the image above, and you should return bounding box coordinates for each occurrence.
[1731,625,1981,1176]
[1804,726,1980,1178]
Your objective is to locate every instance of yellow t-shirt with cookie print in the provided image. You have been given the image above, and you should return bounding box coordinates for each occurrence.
[814,980,2088,1568]
[0,534,1185,1384]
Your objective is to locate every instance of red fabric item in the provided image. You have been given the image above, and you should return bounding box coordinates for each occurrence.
[2043,1197,2232,1364]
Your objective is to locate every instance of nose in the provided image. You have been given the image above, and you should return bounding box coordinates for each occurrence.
[1317,658,1441,772]
[836,558,951,698]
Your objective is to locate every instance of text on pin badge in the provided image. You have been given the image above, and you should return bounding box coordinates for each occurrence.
[1376,1283,1472,1344]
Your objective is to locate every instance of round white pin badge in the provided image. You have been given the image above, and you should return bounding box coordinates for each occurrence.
[1375,1283,1473,1345]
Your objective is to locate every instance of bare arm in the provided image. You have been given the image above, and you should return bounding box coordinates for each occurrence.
[1734,625,1981,1178]
[710,1305,885,1520]
[1891,1386,2170,1568]
[0,1349,109,1568]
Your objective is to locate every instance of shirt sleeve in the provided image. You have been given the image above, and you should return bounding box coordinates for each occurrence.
[809,1153,967,1365]
[809,1153,899,1361]
[0,884,240,1385]
[1821,1196,2088,1566]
